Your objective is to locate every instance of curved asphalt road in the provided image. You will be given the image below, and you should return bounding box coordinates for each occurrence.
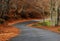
[10,20,60,41]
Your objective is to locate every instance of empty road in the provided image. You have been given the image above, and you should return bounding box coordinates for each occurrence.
[10,20,60,41]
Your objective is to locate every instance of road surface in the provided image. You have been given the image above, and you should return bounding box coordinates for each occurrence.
[10,20,60,41]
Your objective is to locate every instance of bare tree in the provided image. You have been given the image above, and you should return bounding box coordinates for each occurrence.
[50,0,60,26]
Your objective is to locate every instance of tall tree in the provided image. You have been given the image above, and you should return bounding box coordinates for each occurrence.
[50,0,57,26]
[50,0,60,26]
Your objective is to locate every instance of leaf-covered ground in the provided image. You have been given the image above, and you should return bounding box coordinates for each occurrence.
[28,22,60,34]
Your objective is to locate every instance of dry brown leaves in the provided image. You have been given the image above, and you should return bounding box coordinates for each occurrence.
[0,25,19,41]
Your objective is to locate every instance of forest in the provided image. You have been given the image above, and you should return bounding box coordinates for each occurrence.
[0,0,49,24]
[0,0,60,41]
[0,0,60,26]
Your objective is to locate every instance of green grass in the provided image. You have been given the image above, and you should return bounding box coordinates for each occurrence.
[43,21,52,26]
[32,20,52,26]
